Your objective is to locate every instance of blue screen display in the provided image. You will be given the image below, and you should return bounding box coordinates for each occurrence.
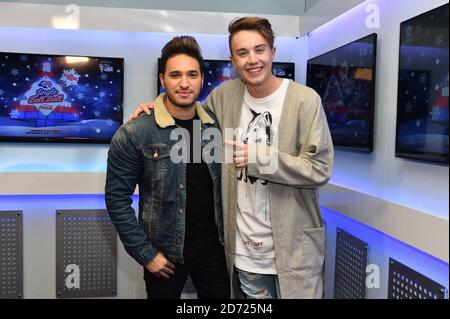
[0,52,124,143]
[396,4,449,164]
[307,33,377,152]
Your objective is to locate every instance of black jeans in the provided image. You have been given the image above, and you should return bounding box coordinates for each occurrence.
[143,238,230,299]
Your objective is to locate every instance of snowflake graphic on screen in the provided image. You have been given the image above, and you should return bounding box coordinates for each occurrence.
[419,73,428,83]
[77,93,85,100]
[435,34,444,46]
[20,55,28,62]
[11,68,19,76]
[404,102,413,114]
[99,91,106,98]
[0,89,3,96]
[94,111,100,117]
[95,128,101,134]
[107,119,114,126]
[61,68,80,87]
[415,24,424,34]
[405,25,413,38]
[9,110,20,118]
[359,47,369,56]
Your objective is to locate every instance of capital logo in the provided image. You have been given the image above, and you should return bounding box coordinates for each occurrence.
[39,80,53,89]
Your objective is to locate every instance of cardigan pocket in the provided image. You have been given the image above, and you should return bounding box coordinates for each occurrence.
[300,226,326,278]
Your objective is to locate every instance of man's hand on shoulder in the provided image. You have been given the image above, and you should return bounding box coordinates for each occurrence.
[127,102,154,121]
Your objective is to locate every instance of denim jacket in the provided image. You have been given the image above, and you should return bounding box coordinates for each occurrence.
[105,94,223,266]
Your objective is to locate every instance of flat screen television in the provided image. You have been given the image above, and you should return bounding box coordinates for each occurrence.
[395,3,449,164]
[307,33,378,152]
[157,59,295,102]
[0,52,124,143]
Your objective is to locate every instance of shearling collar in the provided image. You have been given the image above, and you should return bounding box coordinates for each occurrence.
[154,93,215,128]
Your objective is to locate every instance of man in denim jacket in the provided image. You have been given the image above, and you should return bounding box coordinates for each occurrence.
[105,36,229,299]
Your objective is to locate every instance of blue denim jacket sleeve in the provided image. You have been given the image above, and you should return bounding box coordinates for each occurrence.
[105,126,158,266]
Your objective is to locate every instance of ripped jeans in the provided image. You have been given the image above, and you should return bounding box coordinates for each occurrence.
[235,268,281,299]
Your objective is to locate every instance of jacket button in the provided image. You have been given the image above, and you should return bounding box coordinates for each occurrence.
[178,208,184,214]
[176,239,183,244]
[178,183,184,189]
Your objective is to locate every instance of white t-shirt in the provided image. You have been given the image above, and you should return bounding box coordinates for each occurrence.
[235,79,289,274]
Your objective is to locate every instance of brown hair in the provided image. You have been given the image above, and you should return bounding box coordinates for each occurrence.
[228,17,275,54]
[159,35,204,75]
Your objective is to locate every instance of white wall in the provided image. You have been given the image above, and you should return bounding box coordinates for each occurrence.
[0,27,303,172]
[307,0,449,298]
[307,0,449,220]
[0,0,448,299]
[0,4,304,299]
[301,0,366,35]
[0,2,300,36]
[0,0,308,16]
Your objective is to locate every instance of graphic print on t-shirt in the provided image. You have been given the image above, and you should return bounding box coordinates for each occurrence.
[235,79,288,273]
[237,108,273,185]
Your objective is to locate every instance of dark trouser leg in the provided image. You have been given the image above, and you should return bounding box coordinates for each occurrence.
[189,240,230,299]
[143,263,188,299]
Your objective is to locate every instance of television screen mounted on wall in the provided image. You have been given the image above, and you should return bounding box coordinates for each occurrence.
[0,52,124,144]
[307,33,378,153]
[395,4,449,164]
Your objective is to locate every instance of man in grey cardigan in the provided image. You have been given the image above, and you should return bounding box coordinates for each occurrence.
[131,17,333,299]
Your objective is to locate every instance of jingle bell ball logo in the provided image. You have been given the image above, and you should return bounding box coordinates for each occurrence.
[20,62,80,117]
[25,76,67,116]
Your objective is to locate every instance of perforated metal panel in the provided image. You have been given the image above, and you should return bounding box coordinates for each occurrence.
[388,258,448,299]
[56,210,117,298]
[0,211,23,299]
[334,228,368,299]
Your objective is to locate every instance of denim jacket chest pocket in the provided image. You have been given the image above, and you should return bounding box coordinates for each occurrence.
[140,143,171,184]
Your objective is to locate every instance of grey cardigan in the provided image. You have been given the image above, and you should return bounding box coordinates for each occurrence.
[204,78,334,298]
